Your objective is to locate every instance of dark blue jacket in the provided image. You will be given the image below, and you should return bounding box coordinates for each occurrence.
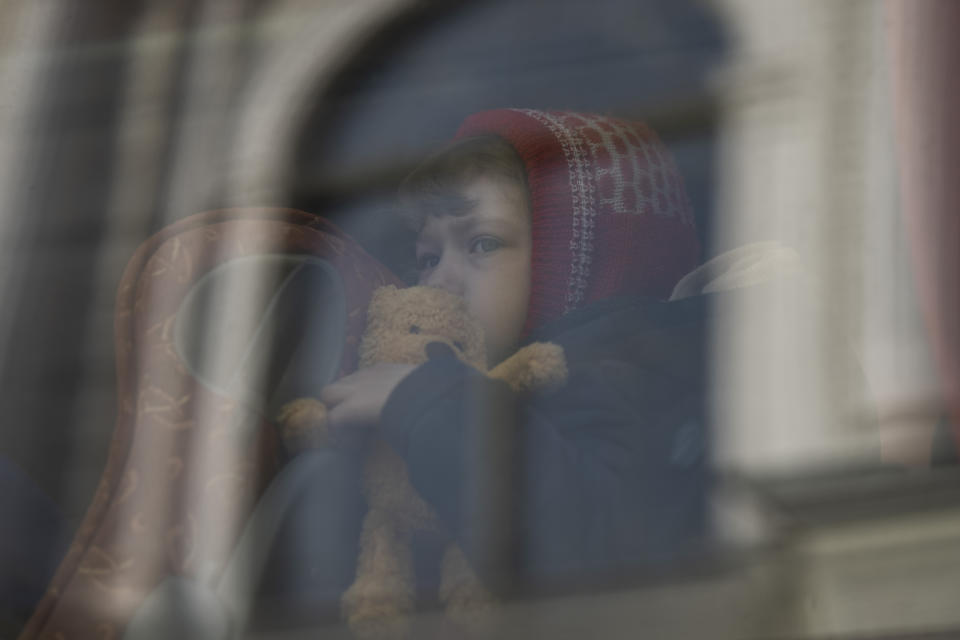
[380,294,710,593]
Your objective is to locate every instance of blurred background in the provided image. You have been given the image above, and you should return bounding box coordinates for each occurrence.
[1,0,958,637]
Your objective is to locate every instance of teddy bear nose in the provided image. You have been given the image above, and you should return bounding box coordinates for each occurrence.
[409,325,421,334]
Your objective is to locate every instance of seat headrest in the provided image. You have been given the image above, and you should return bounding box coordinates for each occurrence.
[174,255,346,418]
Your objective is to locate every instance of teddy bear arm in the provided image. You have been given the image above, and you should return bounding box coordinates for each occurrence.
[488,342,568,393]
[276,397,331,452]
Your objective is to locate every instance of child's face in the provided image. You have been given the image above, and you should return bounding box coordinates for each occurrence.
[415,175,532,366]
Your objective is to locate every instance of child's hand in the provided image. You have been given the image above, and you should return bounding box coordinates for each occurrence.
[320,363,417,440]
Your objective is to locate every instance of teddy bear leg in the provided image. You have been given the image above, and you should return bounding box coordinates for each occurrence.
[341,508,415,640]
[438,544,497,637]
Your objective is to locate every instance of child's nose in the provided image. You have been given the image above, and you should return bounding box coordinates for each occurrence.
[423,255,464,296]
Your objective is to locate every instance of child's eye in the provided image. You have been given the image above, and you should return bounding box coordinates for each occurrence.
[469,236,502,254]
[417,253,440,270]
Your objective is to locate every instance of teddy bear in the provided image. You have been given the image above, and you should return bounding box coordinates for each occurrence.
[277,285,567,639]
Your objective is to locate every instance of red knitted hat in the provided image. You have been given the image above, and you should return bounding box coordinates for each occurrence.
[455,109,701,334]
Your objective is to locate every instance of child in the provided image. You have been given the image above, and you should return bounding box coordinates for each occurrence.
[320,109,707,586]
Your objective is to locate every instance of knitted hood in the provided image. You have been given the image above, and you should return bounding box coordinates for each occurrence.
[456,109,700,334]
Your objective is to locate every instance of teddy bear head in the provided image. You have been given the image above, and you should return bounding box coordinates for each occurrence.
[358,285,487,369]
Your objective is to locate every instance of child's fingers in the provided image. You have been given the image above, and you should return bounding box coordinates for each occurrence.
[326,398,375,438]
[319,364,417,440]
[325,400,375,450]
[319,380,351,406]
[319,368,383,406]
[325,400,354,433]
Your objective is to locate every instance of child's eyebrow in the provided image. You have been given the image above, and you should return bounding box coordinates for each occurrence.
[420,192,477,218]
[455,213,523,234]
[450,215,500,237]
[454,212,521,228]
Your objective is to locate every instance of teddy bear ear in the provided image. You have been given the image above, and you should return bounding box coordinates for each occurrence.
[368,285,399,315]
